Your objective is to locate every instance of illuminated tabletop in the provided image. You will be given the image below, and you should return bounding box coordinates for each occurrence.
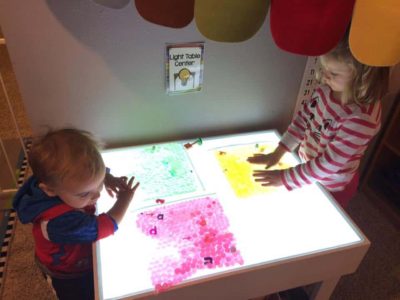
[94,130,369,300]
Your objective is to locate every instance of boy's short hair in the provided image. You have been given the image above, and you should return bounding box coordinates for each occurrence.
[29,128,105,187]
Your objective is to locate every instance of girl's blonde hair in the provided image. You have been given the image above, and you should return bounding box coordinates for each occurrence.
[317,36,390,105]
[29,128,105,187]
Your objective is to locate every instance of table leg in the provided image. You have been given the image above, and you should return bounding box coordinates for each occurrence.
[309,277,340,300]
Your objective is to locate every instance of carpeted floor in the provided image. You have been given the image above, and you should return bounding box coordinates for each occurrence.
[1,218,55,300]
[331,193,400,300]
[0,42,32,140]
[0,32,32,210]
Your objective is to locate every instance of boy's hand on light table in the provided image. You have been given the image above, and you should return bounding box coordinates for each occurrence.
[116,176,140,203]
[107,177,140,224]
[104,173,129,198]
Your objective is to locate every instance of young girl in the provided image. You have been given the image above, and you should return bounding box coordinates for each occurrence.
[247,37,390,208]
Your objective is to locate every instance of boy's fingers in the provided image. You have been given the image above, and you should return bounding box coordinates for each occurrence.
[127,176,135,188]
[132,182,140,192]
[119,177,129,188]
[106,188,114,197]
[109,186,118,192]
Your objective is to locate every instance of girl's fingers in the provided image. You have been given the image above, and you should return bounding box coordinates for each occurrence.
[253,174,265,178]
[248,154,266,161]
[255,178,273,182]
[253,171,269,177]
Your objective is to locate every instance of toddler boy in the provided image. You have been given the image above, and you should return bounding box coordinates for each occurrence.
[13,128,139,300]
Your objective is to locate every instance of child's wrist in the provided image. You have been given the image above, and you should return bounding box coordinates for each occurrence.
[276,144,288,155]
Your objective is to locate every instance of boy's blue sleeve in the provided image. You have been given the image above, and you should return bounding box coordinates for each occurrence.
[46,211,117,244]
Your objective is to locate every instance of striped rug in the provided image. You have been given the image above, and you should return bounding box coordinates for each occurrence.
[0,139,31,294]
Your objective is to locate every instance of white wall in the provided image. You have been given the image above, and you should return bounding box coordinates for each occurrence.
[0,0,306,145]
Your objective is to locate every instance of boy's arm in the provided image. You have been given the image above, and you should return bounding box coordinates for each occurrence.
[104,171,129,198]
[106,177,139,224]
[45,177,139,243]
[45,211,117,243]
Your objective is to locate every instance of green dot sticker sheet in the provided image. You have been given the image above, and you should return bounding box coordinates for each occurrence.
[102,142,205,210]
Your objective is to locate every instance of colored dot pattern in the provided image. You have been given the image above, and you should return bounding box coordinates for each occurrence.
[136,196,243,292]
[214,143,291,198]
[125,143,204,201]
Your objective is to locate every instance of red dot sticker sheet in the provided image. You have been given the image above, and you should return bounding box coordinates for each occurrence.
[136,196,243,292]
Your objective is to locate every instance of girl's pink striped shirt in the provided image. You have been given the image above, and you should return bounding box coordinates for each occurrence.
[279,85,381,192]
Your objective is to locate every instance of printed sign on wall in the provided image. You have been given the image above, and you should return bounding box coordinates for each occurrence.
[166,42,204,95]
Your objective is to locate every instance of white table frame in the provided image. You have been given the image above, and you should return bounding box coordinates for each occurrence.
[94,130,370,300]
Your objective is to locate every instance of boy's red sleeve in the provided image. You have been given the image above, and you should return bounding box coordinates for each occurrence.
[96,213,118,240]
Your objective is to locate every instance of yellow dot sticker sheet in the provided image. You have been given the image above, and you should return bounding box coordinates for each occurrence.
[214,143,292,198]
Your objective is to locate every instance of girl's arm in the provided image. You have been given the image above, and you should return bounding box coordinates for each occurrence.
[279,98,310,152]
[248,98,311,168]
[281,112,380,191]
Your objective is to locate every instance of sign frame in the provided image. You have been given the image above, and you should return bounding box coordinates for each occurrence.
[165,42,205,95]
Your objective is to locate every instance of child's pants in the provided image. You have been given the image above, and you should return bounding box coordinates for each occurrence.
[43,270,94,300]
[330,172,360,208]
